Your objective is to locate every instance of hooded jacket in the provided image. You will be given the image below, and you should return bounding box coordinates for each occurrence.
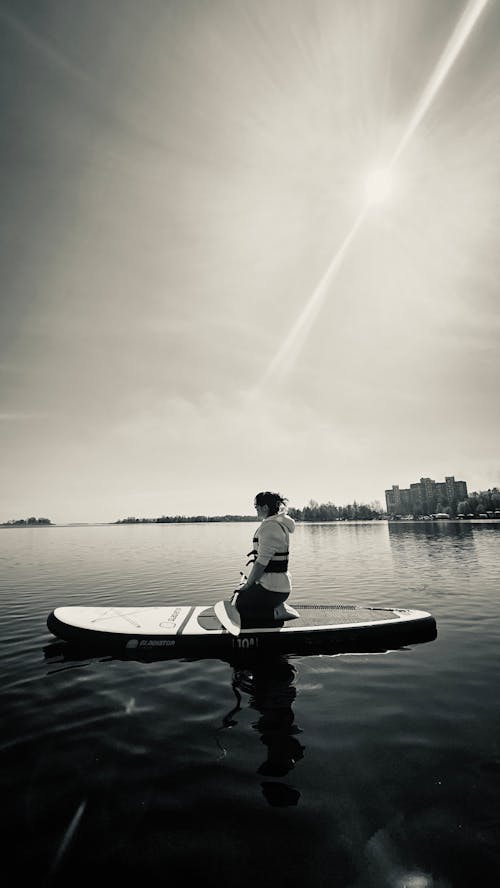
[252,512,296,594]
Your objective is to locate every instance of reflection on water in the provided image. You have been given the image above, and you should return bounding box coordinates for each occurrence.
[219,656,304,807]
[388,520,478,560]
[388,520,476,540]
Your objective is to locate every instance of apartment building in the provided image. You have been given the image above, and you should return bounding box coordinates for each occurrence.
[385,476,468,515]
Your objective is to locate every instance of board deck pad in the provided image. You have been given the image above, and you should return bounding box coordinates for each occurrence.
[198,604,403,631]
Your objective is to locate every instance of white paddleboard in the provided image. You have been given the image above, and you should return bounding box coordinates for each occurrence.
[47,603,437,656]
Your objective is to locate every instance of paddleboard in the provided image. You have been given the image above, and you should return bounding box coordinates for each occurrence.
[47,603,437,656]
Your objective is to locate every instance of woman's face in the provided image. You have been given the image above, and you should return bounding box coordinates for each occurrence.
[255,501,269,520]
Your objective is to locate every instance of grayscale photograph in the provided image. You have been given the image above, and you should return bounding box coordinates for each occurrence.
[1,1,499,886]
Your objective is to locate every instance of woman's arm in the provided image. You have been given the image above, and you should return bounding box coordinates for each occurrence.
[238,560,266,592]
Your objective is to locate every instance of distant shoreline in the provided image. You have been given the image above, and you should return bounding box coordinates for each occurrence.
[2,517,500,529]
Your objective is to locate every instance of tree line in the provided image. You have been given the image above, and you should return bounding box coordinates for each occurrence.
[116,502,383,523]
[115,515,256,524]
[1,517,52,527]
[115,489,500,524]
[288,500,383,521]
[456,488,500,518]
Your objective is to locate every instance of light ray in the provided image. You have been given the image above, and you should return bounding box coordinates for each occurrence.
[256,0,491,390]
[0,6,92,85]
[390,0,491,166]
[48,800,87,879]
[256,208,367,389]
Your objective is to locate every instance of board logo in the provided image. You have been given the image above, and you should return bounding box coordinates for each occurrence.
[139,639,176,647]
[125,639,176,648]
[159,607,183,627]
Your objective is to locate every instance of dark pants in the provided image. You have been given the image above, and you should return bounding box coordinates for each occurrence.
[235,582,289,629]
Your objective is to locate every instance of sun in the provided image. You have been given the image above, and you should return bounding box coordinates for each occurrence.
[364,166,394,206]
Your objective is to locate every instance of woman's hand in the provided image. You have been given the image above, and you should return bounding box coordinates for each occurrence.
[239,561,267,592]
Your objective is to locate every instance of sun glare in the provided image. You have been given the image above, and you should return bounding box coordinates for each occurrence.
[254,0,492,390]
[364,167,394,206]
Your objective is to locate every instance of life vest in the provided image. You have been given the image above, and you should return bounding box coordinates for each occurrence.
[246,520,289,573]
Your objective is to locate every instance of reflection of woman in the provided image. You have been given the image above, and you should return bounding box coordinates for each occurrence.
[235,491,295,628]
[245,658,304,780]
[220,656,304,806]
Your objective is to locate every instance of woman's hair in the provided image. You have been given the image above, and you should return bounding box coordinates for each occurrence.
[254,491,288,516]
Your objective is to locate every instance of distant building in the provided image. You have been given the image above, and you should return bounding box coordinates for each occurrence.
[385,476,468,516]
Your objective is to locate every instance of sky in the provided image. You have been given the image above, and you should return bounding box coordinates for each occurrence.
[1,0,499,524]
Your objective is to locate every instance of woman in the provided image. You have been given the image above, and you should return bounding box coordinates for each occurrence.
[235,491,295,628]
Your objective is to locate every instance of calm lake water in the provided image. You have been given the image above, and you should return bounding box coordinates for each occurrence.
[1,520,499,887]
